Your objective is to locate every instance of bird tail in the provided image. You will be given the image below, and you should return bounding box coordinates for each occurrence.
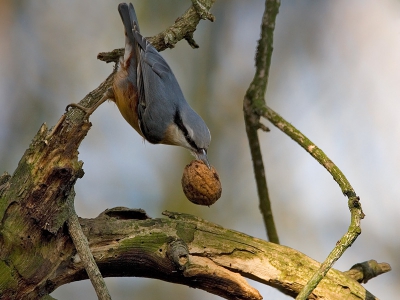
[128,3,140,33]
[118,3,139,75]
[118,3,140,34]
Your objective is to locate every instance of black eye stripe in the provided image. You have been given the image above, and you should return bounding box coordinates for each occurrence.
[173,110,199,151]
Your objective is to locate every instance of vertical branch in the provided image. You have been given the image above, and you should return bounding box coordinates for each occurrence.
[243,0,281,243]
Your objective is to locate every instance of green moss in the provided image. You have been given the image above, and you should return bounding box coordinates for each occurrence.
[0,196,9,224]
[176,222,196,244]
[0,168,27,221]
[9,245,48,279]
[120,232,169,253]
[0,260,17,292]
[138,219,159,227]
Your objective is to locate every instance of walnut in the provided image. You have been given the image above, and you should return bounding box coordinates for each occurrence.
[181,160,222,206]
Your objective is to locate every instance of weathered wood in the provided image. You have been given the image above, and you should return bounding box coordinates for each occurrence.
[51,209,377,300]
[0,72,109,300]
[0,119,88,299]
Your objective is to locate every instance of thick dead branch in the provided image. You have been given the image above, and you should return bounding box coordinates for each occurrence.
[36,208,379,300]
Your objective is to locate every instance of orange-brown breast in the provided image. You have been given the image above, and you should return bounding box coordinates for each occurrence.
[113,68,143,137]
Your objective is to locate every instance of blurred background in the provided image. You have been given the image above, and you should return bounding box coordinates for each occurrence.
[0,0,399,299]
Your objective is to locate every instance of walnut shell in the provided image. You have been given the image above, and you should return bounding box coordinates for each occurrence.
[181,160,222,206]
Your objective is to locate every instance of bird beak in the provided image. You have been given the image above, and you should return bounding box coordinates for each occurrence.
[197,149,211,169]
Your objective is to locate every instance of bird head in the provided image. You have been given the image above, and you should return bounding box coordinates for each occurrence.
[163,106,211,168]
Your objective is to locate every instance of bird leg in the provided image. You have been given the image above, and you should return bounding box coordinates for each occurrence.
[66,88,114,120]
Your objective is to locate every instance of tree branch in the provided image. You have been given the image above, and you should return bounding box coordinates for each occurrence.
[244,0,366,298]
[97,0,216,64]
[38,208,378,300]
[345,260,391,284]
[260,105,365,300]
[243,0,281,244]
[67,196,111,300]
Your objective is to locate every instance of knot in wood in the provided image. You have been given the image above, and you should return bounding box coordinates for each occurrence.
[166,239,189,271]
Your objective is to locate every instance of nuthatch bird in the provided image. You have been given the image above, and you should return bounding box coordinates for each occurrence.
[67,2,211,167]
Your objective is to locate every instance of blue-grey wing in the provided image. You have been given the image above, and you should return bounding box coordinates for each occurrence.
[133,30,172,78]
[134,30,181,143]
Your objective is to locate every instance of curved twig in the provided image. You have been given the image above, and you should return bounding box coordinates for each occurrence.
[260,105,365,299]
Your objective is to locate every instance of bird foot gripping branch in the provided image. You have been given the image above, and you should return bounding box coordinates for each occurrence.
[66,3,222,205]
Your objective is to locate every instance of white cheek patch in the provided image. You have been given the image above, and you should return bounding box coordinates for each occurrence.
[167,124,192,150]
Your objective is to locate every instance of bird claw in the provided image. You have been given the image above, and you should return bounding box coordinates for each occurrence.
[65,90,112,121]
[65,103,93,121]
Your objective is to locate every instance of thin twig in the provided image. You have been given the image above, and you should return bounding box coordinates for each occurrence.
[260,105,365,299]
[67,194,112,300]
[243,0,281,243]
[261,106,359,196]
